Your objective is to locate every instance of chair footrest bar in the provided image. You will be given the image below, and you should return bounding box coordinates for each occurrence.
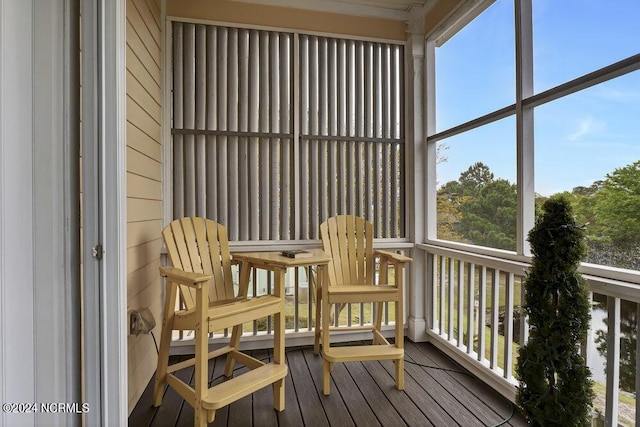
[202,362,288,411]
[323,345,403,363]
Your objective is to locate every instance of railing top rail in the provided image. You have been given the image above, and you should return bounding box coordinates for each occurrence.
[417,242,530,276]
[228,238,415,252]
[584,274,640,303]
[419,241,640,300]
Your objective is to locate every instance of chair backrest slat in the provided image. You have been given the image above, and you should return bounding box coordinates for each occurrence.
[346,217,358,285]
[163,218,235,310]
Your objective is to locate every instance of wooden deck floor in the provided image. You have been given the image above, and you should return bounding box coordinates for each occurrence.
[129,340,527,426]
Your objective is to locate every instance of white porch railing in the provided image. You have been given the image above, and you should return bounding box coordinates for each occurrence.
[418,242,640,427]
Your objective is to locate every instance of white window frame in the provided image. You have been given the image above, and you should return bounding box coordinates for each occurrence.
[424,0,640,286]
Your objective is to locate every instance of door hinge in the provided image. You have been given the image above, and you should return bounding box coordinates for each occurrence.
[92,244,104,260]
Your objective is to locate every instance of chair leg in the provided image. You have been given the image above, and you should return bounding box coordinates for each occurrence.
[273,378,285,411]
[314,280,322,355]
[395,278,405,391]
[395,358,404,390]
[153,282,177,407]
[152,326,171,406]
[224,324,242,377]
[322,359,332,396]
[373,302,384,344]
[193,405,208,427]
[321,267,332,395]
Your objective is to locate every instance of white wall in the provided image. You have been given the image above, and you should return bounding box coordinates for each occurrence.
[0,0,81,426]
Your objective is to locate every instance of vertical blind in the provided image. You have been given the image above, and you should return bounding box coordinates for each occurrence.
[172,22,404,241]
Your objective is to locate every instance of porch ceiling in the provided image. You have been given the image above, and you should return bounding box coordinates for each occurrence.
[231,0,432,20]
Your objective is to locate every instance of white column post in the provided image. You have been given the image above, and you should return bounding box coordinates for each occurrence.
[81,0,127,424]
[406,7,428,342]
[515,0,535,256]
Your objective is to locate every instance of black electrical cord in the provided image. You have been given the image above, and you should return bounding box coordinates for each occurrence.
[404,358,515,427]
[149,330,159,354]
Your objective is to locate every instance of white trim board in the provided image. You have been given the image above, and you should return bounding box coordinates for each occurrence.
[81,0,128,424]
[230,0,412,20]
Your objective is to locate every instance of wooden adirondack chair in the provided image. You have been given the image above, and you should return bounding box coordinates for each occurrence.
[153,218,287,427]
[314,215,412,395]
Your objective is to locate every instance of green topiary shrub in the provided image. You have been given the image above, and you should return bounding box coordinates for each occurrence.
[516,195,594,426]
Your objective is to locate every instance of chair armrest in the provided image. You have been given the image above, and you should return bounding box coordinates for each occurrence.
[374,250,412,265]
[159,266,211,288]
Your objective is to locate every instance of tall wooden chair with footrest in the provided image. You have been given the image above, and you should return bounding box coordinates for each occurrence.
[153,217,287,427]
[314,215,412,395]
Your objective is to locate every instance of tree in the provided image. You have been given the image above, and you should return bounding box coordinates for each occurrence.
[459,161,494,191]
[437,162,517,250]
[592,161,640,244]
[516,196,594,426]
[436,192,465,241]
[458,178,517,250]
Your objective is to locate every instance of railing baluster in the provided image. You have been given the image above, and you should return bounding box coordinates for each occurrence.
[490,269,500,371]
[308,266,314,332]
[605,296,620,426]
[581,291,593,363]
[267,271,272,334]
[520,276,528,346]
[466,262,475,355]
[503,272,514,380]
[439,255,446,335]
[252,269,258,335]
[457,260,464,348]
[294,267,300,332]
[477,265,487,363]
[448,257,454,341]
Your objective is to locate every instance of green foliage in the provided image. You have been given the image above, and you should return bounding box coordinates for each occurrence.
[437,162,517,251]
[592,161,640,244]
[437,159,640,268]
[516,196,594,426]
[458,178,517,250]
[566,162,640,270]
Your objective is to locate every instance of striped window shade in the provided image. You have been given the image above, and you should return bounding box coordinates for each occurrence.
[171,22,404,241]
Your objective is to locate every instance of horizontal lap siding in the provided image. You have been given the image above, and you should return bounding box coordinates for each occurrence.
[126,0,163,414]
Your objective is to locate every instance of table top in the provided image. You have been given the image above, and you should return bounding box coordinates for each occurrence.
[233,248,331,268]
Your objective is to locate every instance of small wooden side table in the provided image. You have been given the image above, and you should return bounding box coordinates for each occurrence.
[232,249,332,364]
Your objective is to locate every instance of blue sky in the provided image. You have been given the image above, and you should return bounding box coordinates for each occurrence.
[434,0,640,196]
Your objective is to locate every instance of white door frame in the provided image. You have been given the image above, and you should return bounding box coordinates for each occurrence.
[81,0,127,424]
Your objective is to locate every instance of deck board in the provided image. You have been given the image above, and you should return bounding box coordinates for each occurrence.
[409,343,525,427]
[286,348,331,426]
[300,348,355,427]
[344,360,407,426]
[276,352,305,427]
[405,343,511,426]
[328,360,382,426]
[130,340,526,426]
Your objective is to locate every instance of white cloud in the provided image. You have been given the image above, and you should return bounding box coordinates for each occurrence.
[567,117,605,142]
